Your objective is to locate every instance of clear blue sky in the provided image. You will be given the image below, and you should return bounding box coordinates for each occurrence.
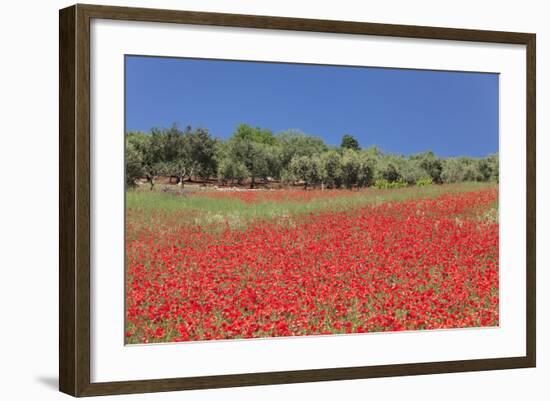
[125,56,499,157]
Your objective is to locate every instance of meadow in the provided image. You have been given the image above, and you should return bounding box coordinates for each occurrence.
[125,182,499,344]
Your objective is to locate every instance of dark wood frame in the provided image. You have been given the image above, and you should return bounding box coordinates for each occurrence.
[59,3,536,397]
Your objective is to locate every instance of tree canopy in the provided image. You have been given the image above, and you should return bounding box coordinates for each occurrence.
[126,123,499,190]
[340,134,361,151]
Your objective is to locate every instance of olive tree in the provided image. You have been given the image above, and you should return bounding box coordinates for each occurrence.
[125,136,144,187]
[375,155,402,183]
[340,149,361,189]
[357,151,377,187]
[126,130,165,190]
[441,157,483,183]
[478,153,499,182]
[320,150,343,189]
[398,158,427,185]
[185,127,218,181]
[221,137,277,188]
[412,151,443,183]
[216,157,249,185]
[340,134,361,151]
[289,155,322,189]
[277,129,328,171]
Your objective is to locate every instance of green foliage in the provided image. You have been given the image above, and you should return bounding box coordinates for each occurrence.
[218,131,280,188]
[338,150,374,189]
[186,127,218,180]
[395,179,408,189]
[125,137,144,187]
[233,123,277,145]
[374,178,408,189]
[441,157,490,183]
[478,153,499,182]
[411,151,443,183]
[340,149,361,189]
[416,176,434,186]
[441,158,464,183]
[126,122,499,190]
[216,157,248,185]
[398,158,426,185]
[375,156,402,183]
[289,155,323,189]
[488,153,499,182]
[126,130,163,189]
[125,125,218,189]
[357,151,376,188]
[279,168,296,184]
[341,134,361,151]
[320,150,343,188]
[277,129,328,169]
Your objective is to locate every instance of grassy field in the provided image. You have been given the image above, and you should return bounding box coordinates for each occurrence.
[125,183,499,344]
[127,182,498,230]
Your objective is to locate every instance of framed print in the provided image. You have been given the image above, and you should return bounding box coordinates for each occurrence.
[59,4,536,397]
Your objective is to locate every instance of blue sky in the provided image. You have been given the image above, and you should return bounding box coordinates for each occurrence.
[125,56,499,157]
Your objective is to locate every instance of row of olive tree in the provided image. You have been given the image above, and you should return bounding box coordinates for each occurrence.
[126,123,499,190]
[126,125,217,189]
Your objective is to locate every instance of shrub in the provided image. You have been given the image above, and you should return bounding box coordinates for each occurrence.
[374,179,389,189]
[416,176,433,186]
[374,178,408,189]
[392,178,408,188]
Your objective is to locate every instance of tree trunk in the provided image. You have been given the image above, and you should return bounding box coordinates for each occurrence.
[179,175,185,188]
[250,177,255,189]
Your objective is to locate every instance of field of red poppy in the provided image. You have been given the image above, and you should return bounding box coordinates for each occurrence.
[125,183,499,344]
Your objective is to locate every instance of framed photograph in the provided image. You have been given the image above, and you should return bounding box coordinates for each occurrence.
[59,4,536,397]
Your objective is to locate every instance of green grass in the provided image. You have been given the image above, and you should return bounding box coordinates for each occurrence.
[126,182,497,230]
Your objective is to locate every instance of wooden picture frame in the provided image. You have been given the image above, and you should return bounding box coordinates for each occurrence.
[59,3,536,397]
